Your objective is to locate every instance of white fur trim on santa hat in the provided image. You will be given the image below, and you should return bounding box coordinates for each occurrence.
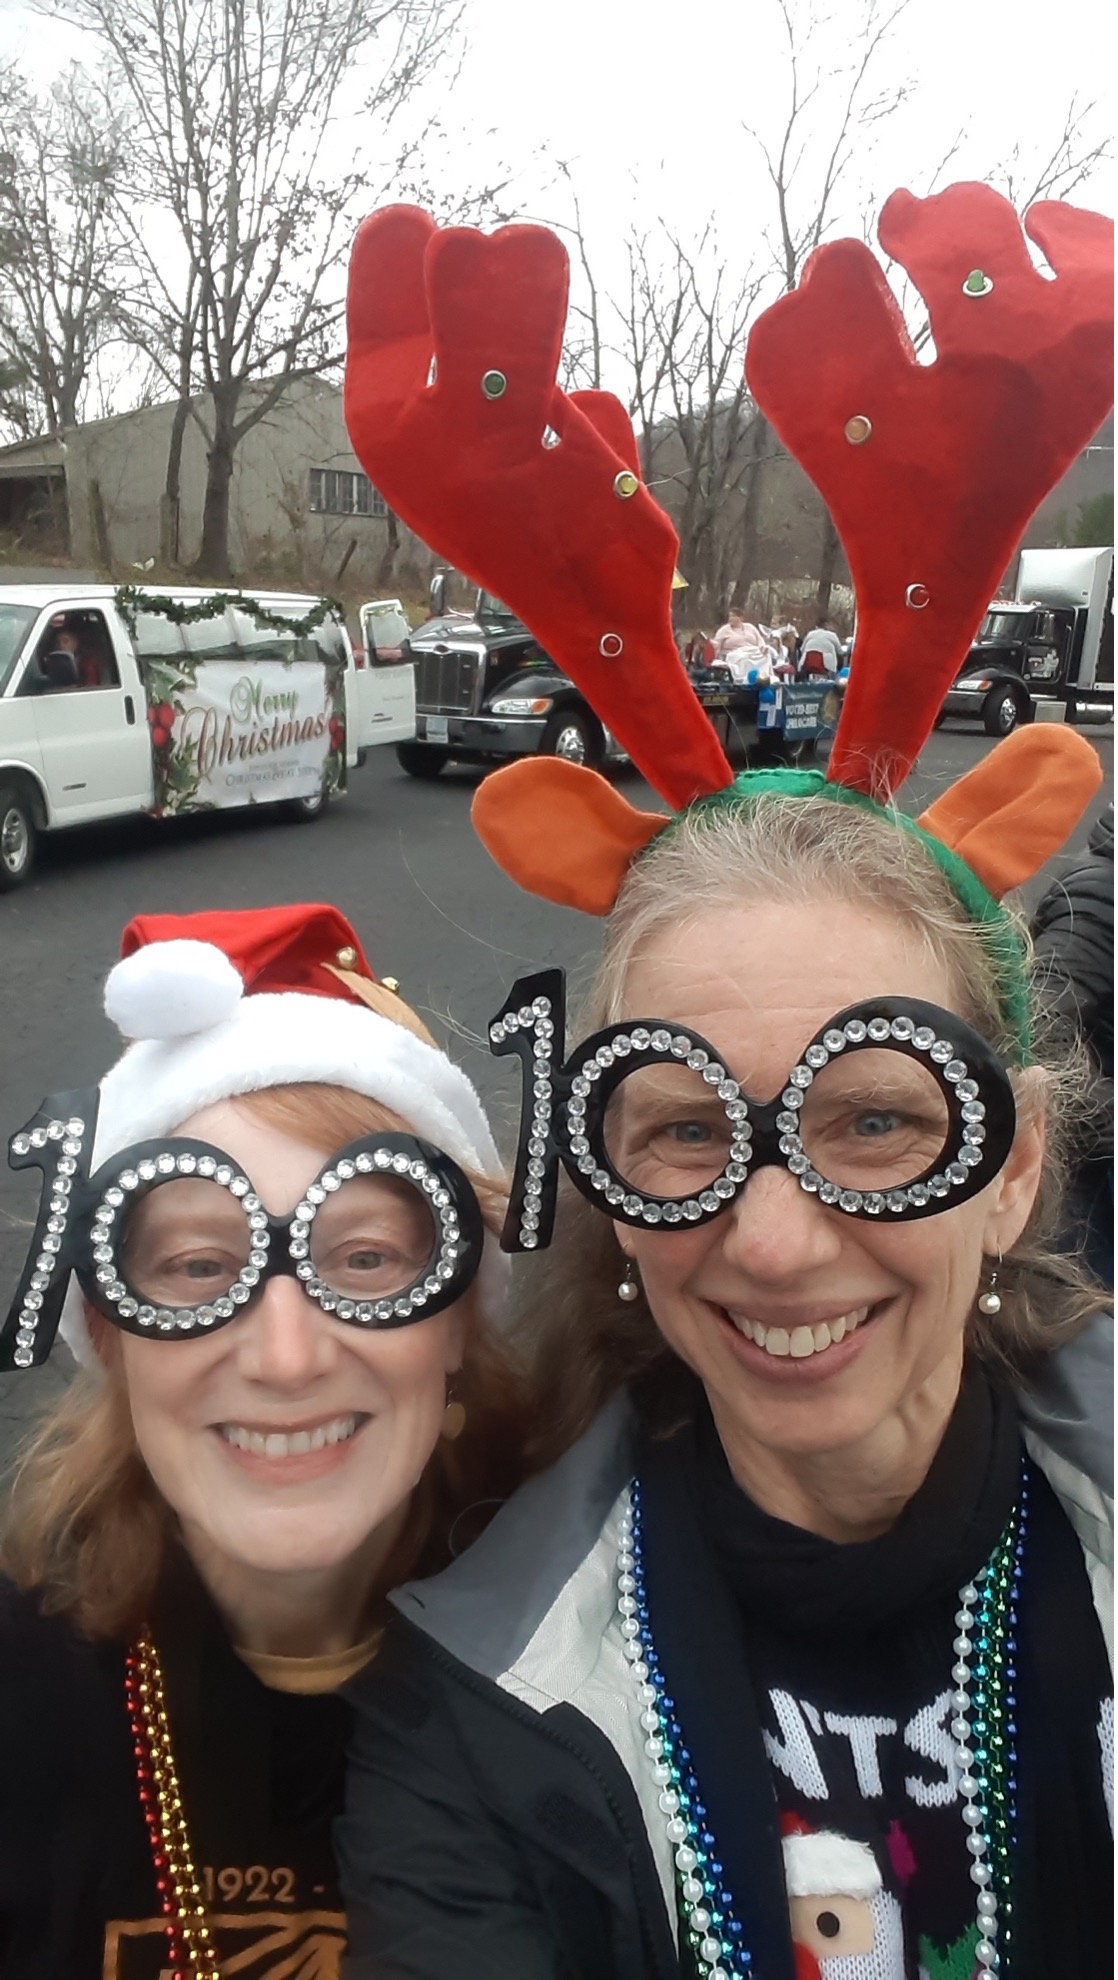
[105,940,244,1040]
[61,989,510,1365]
[781,1828,882,1899]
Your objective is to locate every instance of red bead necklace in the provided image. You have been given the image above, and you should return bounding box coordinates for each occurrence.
[124,1628,219,1979]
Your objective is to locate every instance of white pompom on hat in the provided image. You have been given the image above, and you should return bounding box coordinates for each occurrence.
[62,903,509,1362]
[103,937,244,1039]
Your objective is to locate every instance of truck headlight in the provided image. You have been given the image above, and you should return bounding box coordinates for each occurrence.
[489,695,553,716]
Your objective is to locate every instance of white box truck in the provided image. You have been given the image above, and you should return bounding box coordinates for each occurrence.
[941,546,1113,736]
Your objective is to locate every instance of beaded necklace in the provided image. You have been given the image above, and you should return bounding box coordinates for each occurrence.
[618,1468,1027,1980]
[124,1629,219,1980]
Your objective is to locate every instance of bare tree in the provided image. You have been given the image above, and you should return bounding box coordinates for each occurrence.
[0,63,125,440]
[992,93,1111,211]
[738,0,914,610]
[42,0,464,577]
[616,225,765,619]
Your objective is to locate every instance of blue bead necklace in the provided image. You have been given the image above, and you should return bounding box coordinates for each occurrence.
[617,1468,1027,1979]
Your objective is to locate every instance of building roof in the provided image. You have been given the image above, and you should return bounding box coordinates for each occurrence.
[0,433,65,477]
[0,372,342,478]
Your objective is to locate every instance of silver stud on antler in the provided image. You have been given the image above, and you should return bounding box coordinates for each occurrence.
[962,269,994,297]
[481,369,507,399]
[844,415,873,445]
[613,470,639,498]
[599,633,624,657]
[905,583,931,610]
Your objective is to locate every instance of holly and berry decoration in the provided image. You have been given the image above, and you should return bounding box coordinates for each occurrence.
[147,698,176,751]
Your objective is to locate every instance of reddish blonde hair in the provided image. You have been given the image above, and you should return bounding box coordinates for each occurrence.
[3,1084,531,1640]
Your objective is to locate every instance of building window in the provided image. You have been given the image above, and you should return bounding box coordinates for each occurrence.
[309,468,387,518]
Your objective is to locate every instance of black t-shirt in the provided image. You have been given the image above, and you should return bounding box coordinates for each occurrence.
[688,1368,1112,1978]
[0,1555,350,1979]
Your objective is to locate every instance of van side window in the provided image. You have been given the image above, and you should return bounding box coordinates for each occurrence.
[20,609,121,695]
[304,618,349,671]
[133,612,187,661]
[229,607,300,666]
[181,610,239,662]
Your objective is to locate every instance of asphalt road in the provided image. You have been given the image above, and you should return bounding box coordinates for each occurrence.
[1,717,1112,1455]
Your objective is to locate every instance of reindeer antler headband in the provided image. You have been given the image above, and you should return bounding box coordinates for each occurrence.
[345,186,1112,1043]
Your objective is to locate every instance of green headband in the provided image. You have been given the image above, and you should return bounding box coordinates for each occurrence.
[677,767,1031,1063]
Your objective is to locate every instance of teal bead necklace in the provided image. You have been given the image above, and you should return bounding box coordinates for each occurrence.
[618,1465,1028,1979]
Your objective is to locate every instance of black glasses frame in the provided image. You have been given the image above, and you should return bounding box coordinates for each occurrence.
[488,970,1016,1252]
[2,1089,484,1370]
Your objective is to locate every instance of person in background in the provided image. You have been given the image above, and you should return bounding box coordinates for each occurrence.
[712,607,767,662]
[798,617,844,675]
[35,616,113,689]
[1031,802,1114,1286]
[0,903,529,1979]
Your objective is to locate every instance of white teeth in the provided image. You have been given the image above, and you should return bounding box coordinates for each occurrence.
[728,1306,871,1360]
[220,1414,358,1458]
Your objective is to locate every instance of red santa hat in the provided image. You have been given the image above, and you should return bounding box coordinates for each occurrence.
[61,903,508,1362]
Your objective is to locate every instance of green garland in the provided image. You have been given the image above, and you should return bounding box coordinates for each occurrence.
[114,585,345,638]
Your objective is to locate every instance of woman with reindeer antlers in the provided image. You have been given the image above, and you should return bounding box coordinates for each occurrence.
[336,188,1113,1979]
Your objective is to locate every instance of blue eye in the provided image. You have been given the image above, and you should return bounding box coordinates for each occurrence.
[667,1121,714,1144]
[853,1111,903,1138]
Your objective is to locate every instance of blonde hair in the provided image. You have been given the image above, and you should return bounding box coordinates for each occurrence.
[519,793,1102,1464]
[3,1083,530,1639]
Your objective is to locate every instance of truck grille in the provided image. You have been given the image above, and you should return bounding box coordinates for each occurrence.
[413,647,478,713]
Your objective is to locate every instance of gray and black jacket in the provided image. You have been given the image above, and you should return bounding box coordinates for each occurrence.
[337,1327,1112,1980]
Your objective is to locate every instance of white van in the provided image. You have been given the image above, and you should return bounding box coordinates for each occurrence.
[0,583,416,890]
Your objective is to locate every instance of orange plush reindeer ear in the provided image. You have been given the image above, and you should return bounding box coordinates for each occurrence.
[471,759,668,915]
[917,727,1103,899]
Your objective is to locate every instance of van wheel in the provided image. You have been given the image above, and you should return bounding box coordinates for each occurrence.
[542,710,602,768]
[397,742,449,779]
[285,788,327,822]
[982,685,1027,738]
[0,784,35,891]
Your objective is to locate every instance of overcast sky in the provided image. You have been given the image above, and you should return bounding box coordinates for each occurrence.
[0,0,1112,388]
[464,0,1113,230]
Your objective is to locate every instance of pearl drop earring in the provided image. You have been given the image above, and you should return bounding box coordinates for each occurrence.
[978,1254,1002,1315]
[618,1266,640,1303]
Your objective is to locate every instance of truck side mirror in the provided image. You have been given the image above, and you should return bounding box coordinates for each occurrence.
[429,571,447,619]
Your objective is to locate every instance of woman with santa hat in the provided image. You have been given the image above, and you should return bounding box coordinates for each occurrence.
[0,901,528,1979]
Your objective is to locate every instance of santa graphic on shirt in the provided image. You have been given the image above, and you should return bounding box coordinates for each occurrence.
[782,1813,905,1979]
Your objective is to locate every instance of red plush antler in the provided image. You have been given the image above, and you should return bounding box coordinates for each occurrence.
[746,184,1114,797]
[345,206,733,811]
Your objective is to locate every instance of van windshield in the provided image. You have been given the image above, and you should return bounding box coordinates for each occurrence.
[0,604,37,694]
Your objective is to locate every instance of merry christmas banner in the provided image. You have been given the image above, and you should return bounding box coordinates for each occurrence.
[141,654,346,814]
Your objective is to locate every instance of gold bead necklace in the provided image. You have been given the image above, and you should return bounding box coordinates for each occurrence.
[124,1628,220,1980]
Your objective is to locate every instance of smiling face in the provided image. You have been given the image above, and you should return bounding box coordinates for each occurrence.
[114,1096,465,1579]
[613,898,1044,1466]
